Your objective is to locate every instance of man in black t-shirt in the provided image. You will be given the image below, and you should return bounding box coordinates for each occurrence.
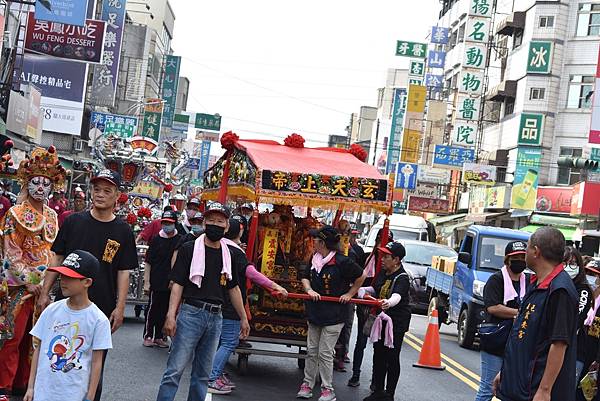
[142,210,182,348]
[39,169,139,401]
[156,202,249,401]
[495,228,578,401]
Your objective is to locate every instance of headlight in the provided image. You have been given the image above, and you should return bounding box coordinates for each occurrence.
[473,280,486,298]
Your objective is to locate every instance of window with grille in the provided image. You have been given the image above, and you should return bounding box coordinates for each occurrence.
[557,147,583,185]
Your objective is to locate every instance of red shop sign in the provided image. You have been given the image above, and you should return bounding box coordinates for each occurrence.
[408,196,450,214]
[535,186,572,214]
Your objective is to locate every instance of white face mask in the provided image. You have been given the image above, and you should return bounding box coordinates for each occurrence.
[587,275,599,290]
[564,264,579,279]
[28,176,52,202]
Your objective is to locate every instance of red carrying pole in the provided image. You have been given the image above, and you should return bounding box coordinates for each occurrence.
[332,209,343,226]
[246,207,259,261]
[287,292,383,307]
[376,216,390,277]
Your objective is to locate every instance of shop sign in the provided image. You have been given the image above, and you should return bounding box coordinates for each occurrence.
[161,55,181,127]
[466,17,490,43]
[25,12,106,64]
[407,184,439,199]
[395,40,427,58]
[469,0,492,17]
[408,78,423,85]
[198,140,211,176]
[428,51,446,69]
[457,96,481,121]
[486,185,510,209]
[431,26,449,44]
[132,98,163,154]
[400,129,421,163]
[518,113,544,146]
[261,171,388,202]
[527,41,553,74]
[417,166,452,185]
[195,130,220,142]
[463,43,487,69]
[459,70,484,95]
[89,0,127,107]
[395,162,418,190]
[511,147,542,210]
[386,88,407,173]
[408,196,450,214]
[463,163,496,186]
[409,61,425,77]
[535,186,572,214]
[452,121,477,147]
[89,112,138,139]
[426,74,444,89]
[433,145,475,169]
[195,113,221,131]
[35,0,88,26]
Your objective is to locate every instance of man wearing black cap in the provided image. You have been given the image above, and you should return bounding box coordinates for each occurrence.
[177,197,201,235]
[297,225,363,401]
[360,242,411,401]
[157,202,249,401]
[39,169,139,401]
[26,250,112,401]
[142,210,182,348]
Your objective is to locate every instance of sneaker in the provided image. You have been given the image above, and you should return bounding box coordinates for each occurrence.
[362,391,389,401]
[220,373,236,389]
[208,378,233,395]
[319,388,337,401]
[154,338,169,348]
[333,359,347,372]
[143,338,154,347]
[296,382,313,399]
[347,374,360,387]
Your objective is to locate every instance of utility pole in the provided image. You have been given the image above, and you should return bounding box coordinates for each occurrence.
[371,118,380,165]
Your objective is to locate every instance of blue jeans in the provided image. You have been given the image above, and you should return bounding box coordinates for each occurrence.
[209,318,241,381]
[156,303,223,401]
[576,360,585,386]
[474,351,503,401]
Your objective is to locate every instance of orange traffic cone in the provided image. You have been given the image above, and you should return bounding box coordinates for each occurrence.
[413,309,445,370]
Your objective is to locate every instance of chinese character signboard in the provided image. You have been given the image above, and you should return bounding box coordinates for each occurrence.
[89,0,127,107]
[452,121,477,147]
[431,26,449,44]
[261,171,388,202]
[400,129,421,164]
[35,0,88,26]
[463,163,496,186]
[425,74,443,89]
[161,55,181,128]
[511,147,542,210]
[409,60,425,77]
[469,0,492,17]
[409,78,423,85]
[527,41,553,74]
[418,166,452,185]
[89,112,138,138]
[518,113,544,146]
[428,51,446,69]
[386,88,407,173]
[25,12,106,64]
[433,145,475,169]
[195,113,221,131]
[132,98,163,154]
[408,196,450,214]
[459,70,484,94]
[395,40,427,58]
[457,96,481,121]
[198,140,211,175]
[395,162,418,190]
[466,18,490,43]
[463,43,487,69]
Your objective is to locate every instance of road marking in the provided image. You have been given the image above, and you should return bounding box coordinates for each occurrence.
[404,333,500,401]
[405,332,481,382]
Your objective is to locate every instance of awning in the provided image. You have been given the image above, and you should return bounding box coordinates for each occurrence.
[466,212,507,223]
[520,224,576,241]
[440,220,473,237]
[429,213,467,226]
[530,214,579,227]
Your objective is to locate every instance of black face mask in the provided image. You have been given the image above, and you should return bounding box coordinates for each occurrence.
[509,259,527,274]
[205,224,226,242]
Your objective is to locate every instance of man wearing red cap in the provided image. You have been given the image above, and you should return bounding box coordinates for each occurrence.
[0,147,67,398]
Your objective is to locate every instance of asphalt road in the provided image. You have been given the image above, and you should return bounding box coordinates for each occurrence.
[93,307,482,401]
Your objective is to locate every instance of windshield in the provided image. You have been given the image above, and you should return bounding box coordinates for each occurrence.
[366,228,420,247]
[404,243,457,266]
[478,236,516,270]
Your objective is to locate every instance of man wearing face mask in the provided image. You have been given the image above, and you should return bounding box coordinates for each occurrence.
[142,210,182,348]
[474,241,528,401]
[493,228,577,401]
[0,147,66,398]
[157,202,249,401]
[176,197,201,235]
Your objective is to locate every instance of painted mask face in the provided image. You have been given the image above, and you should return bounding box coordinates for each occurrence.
[28,176,52,202]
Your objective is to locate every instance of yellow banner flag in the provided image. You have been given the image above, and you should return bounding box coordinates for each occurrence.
[400,129,422,163]
[261,228,279,278]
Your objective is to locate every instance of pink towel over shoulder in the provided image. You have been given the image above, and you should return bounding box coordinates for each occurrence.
[222,238,275,289]
[189,234,233,288]
[501,265,526,305]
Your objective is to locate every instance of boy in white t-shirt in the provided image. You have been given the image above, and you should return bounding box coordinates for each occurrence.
[24,250,112,401]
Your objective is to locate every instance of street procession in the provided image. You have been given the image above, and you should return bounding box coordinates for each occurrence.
[3,0,600,401]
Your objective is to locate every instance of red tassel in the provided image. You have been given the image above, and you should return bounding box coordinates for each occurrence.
[218,151,232,204]
[375,217,390,277]
[246,208,259,261]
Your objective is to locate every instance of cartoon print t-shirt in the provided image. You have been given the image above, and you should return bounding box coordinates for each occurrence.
[30,299,112,401]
